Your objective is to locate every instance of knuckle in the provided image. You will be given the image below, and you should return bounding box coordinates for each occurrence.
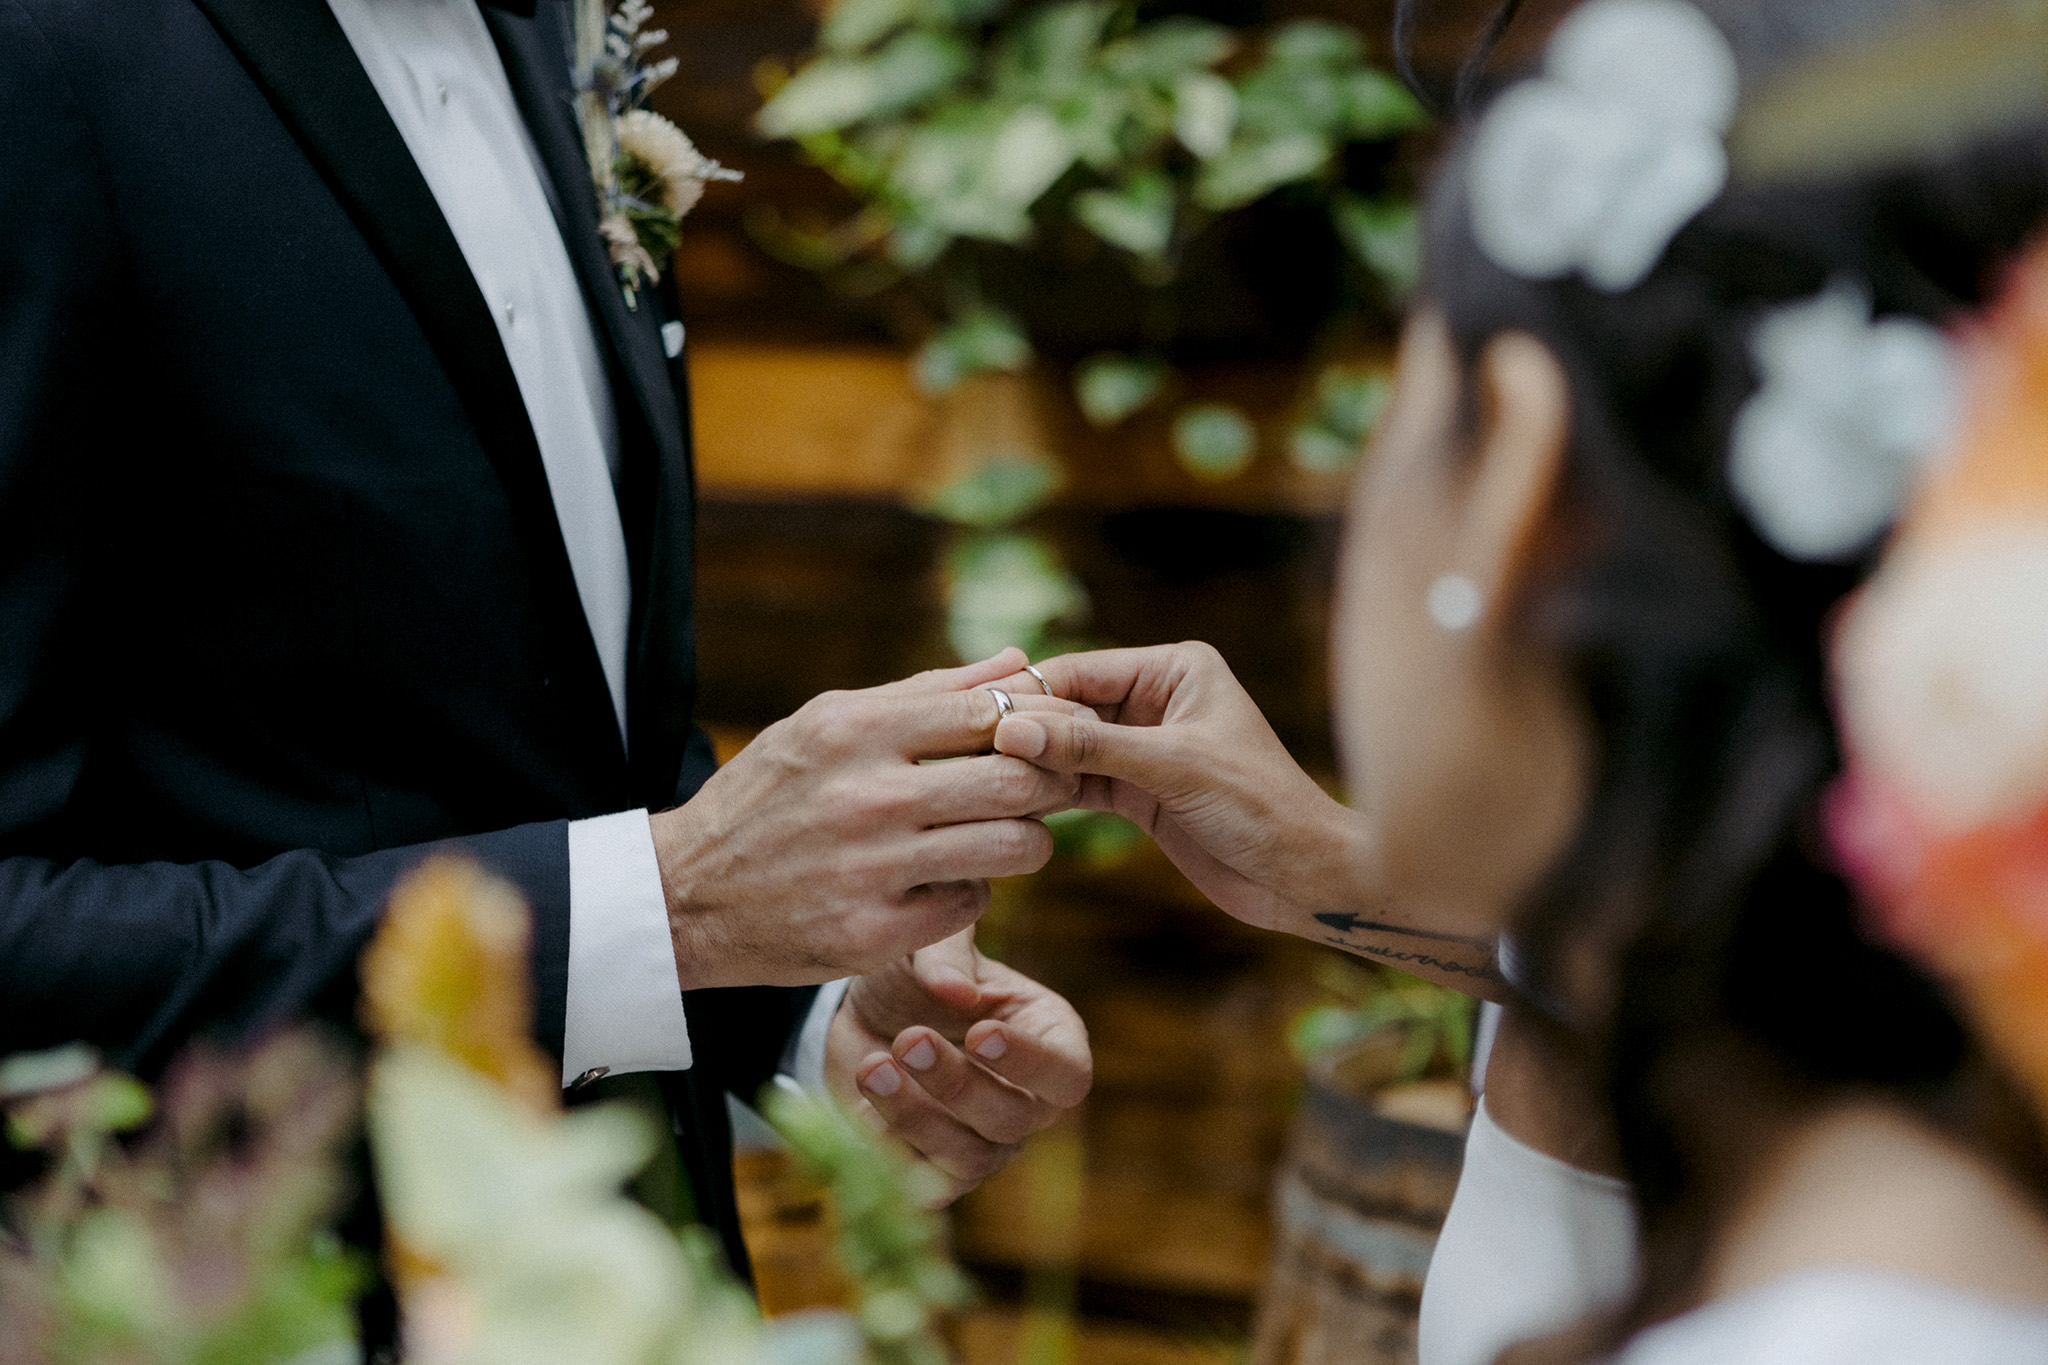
[858,770,917,823]
[1009,820,1054,872]
[923,1063,971,1105]
[992,760,1039,809]
[943,879,992,923]
[981,1108,1035,1146]
[990,819,1033,863]
[1067,721,1096,769]
[815,772,861,812]
[802,692,870,753]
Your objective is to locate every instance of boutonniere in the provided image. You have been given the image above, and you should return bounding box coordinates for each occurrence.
[572,0,740,311]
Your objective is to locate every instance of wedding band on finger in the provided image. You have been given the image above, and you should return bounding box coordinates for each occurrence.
[986,687,1015,723]
[1021,663,1056,698]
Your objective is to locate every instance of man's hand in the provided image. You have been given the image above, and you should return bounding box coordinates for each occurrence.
[829,928,1090,1204]
[651,649,1083,991]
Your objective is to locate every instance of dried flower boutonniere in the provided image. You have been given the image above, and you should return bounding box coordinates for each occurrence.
[572,0,739,310]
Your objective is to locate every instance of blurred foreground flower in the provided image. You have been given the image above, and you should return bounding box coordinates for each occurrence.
[0,1035,366,1365]
[761,1085,970,1365]
[1832,236,2048,1128]
[361,857,862,1365]
[3,856,959,1365]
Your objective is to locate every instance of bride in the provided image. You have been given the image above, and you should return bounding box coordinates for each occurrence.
[989,0,2048,1358]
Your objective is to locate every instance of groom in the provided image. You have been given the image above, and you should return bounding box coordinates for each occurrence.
[0,0,1088,1275]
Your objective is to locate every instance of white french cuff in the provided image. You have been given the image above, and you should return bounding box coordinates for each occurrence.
[562,809,693,1085]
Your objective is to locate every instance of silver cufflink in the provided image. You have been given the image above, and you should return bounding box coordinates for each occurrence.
[567,1065,611,1092]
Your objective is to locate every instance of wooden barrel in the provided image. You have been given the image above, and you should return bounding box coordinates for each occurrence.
[1249,1043,1469,1365]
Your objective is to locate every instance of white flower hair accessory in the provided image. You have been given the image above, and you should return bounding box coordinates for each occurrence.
[1465,0,1738,292]
[1728,279,1959,561]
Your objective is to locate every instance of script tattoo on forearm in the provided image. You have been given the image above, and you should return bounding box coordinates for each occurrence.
[1310,911,1503,983]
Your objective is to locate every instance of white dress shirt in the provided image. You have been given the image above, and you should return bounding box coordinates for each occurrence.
[324,0,846,1089]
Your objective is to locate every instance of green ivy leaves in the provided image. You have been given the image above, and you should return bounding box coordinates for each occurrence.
[759,2,1425,277]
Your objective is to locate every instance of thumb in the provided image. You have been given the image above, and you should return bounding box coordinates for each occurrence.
[995,710,1173,788]
[908,928,984,1014]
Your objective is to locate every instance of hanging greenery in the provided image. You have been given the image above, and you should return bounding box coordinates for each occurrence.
[753,0,1429,480]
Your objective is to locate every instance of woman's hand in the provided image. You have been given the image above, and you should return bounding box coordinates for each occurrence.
[990,643,1504,996]
[990,643,1371,933]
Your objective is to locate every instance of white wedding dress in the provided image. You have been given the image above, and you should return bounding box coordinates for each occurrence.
[1613,1269,2048,1363]
[1417,1087,1638,1365]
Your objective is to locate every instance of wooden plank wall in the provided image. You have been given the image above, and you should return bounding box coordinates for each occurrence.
[648,3,1577,1358]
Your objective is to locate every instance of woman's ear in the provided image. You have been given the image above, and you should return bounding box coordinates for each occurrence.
[1455,331,1573,628]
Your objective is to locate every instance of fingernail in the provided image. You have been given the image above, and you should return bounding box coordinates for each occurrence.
[998,718,1046,759]
[902,1038,937,1071]
[864,1062,902,1097]
[974,1030,1007,1062]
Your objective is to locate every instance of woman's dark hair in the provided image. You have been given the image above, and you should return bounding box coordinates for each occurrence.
[1406,0,2048,1340]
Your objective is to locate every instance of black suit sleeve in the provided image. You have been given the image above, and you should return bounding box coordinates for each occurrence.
[0,828,575,1077]
[0,2,580,1076]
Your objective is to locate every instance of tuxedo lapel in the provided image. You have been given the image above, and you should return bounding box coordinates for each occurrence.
[187,0,630,777]
[484,0,701,806]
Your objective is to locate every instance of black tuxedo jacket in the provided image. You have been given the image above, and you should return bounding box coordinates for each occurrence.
[0,0,805,1271]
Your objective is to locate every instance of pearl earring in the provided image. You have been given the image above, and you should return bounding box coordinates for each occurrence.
[1427,574,1483,631]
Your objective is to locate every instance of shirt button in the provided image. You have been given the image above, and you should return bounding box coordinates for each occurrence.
[501,301,516,327]
[436,82,450,106]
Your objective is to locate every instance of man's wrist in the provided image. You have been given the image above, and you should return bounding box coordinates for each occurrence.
[648,807,714,993]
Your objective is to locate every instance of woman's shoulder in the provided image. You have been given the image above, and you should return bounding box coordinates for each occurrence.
[1614,1269,2048,1365]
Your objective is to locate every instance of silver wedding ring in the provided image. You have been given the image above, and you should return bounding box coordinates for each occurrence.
[986,687,1015,721]
[1022,663,1056,697]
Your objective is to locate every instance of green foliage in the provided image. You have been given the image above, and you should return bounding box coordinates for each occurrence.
[921,454,1061,527]
[757,0,1429,468]
[1073,352,1167,427]
[911,308,1031,395]
[618,151,686,260]
[758,2,1421,272]
[1170,402,1256,479]
[1071,170,1174,259]
[1289,365,1390,473]
[763,1087,972,1365]
[943,531,1088,662]
[760,0,1430,675]
[1332,191,1422,300]
[1044,808,1145,865]
[1288,958,1478,1084]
